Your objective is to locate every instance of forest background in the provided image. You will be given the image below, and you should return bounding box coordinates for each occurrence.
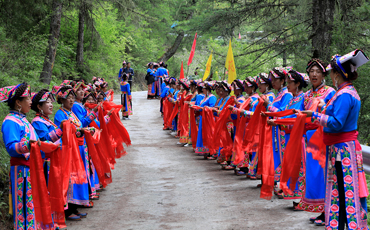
[1,0,370,227]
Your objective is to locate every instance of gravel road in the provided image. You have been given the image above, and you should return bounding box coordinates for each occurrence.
[66,91,320,230]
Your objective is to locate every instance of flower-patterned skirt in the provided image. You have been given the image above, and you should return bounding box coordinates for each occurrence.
[9,165,37,230]
[324,141,368,230]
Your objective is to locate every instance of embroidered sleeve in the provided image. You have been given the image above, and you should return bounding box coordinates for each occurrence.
[129,95,132,100]
[76,128,83,138]
[267,103,279,112]
[87,112,96,122]
[15,139,30,155]
[311,112,329,127]
[243,111,254,118]
[49,128,62,142]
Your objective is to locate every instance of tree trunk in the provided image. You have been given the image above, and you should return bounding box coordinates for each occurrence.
[158,30,185,63]
[76,1,86,68]
[311,0,335,60]
[39,0,62,85]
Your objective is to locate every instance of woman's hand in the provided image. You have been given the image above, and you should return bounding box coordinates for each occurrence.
[263,97,269,107]
[93,104,99,113]
[292,109,313,117]
[228,105,234,111]
[261,111,268,117]
[318,99,325,109]
[267,119,277,126]
[107,108,115,116]
[30,139,41,146]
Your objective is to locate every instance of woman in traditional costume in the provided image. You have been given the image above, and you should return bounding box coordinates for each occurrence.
[178,80,192,146]
[269,69,308,199]
[31,90,62,186]
[191,82,217,156]
[212,82,232,162]
[228,77,260,175]
[183,80,199,147]
[72,82,101,200]
[262,67,293,189]
[120,73,133,120]
[1,83,48,229]
[146,62,156,99]
[54,86,93,218]
[295,59,335,225]
[301,50,369,230]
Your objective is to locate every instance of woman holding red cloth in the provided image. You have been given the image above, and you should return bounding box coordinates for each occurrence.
[301,50,369,230]
[268,69,308,200]
[210,81,232,162]
[294,59,335,225]
[72,82,101,200]
[228,77,260,175]
[1,83,49,229]
[262,67,293,190]
[191,82,217,156]
[54,86,94,218]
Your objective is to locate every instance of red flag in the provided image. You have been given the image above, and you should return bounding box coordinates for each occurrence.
[187,32,197,66]
[180,61,185,79]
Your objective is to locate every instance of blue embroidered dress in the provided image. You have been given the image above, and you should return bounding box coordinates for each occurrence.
[72,102,100,194]
[31,114,62,185]
[278,91,305,199]
[266,87,293,183]
[296,84,335,212]
[120,82,132,117]
[2,111,39,229]
[54,108,91,206]
[195,94,217,154]
[311,83,369,229]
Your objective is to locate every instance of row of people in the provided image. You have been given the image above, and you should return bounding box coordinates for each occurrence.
[160,49,369,230]
[1,77,131,229]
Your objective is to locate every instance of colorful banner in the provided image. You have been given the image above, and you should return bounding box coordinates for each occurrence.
[180,61,185,79]
[187,33,198,66]
[225,39,237,84]
[203,52,213,80]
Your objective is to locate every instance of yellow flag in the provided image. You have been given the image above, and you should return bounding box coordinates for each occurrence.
[203,52,213,80]
[225,39,237,84]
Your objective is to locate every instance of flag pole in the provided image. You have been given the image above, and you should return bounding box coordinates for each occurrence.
[186,65,190,77]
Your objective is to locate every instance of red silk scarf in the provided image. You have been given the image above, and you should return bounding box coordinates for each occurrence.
[179,94,193,139]
[84,130,113,188]
[232,98,252,165]
[29,142,56,230]
[212,96,235,157]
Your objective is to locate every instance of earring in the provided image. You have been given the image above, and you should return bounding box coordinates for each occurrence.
[18,105,22,113]
[334,77,338,89]
[322,79,326,85]
[61,104,64,109]
[41,109,44,115]
[281,84,284,89]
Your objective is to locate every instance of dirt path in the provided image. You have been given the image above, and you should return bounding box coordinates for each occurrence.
[67,91,318,230]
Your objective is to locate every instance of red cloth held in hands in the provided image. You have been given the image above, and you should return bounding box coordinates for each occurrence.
[84,130,112,188]
[279,112,307,196]
[29,142,55,230]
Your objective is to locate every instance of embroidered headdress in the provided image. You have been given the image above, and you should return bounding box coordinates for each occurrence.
[327,49,369,79]
[0,83,30,103]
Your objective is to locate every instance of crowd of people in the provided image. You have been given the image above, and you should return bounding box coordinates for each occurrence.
[160,49,369,230]
[1,77,131,229]
[145,61,169,99]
